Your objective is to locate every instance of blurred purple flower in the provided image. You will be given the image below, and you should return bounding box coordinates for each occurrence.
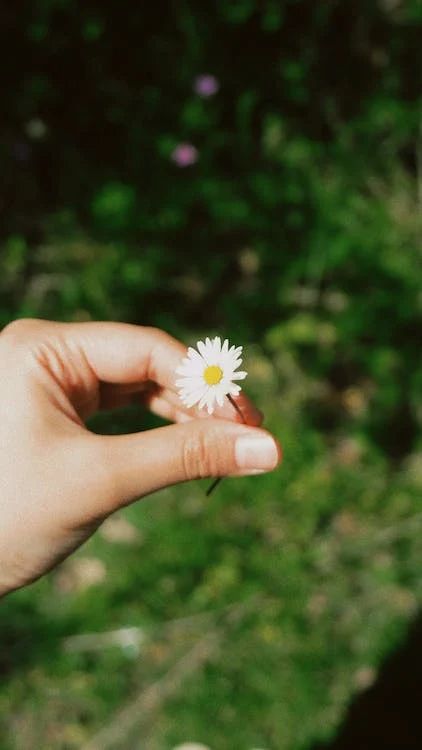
[193,74,219,98]
[171,143,198,167]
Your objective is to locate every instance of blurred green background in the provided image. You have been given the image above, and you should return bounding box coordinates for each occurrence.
[1,1,421,749]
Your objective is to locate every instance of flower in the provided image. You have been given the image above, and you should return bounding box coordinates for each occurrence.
[176,336,247,414]
[193,74,220,98]
[171,142,198,167]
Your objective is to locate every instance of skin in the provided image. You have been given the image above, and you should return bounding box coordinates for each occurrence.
[0,319,281,597]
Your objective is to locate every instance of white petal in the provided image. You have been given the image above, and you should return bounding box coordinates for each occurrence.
[175,359,191,373]
[184,383,207,404]
[187,350,206,364]
[177,375,205,390]
[232,371,247,380]
[197,339,207,356]
[175,374,196,384]
[220,351,237,367]
[206,389,217,412]
[215,389,225,407]
[179,390,202,401]
[198,389,210,410]
[186,393,205,408]
[180,380,205,391]
[178,368,204,380]
[178,387,201,397]
[183,386,205,401]
[215,381,228,396]
[214,382,226,398]
[197,339,213,363]
[212,336,221,356]
[176,360,204,376]
[176,376,203,388]
[187,347,206,365]
[177,370,204,383]
[220,380,232,395]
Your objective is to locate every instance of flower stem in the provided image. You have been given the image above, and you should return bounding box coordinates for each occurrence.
[227,393,246,420]
[206,395,247,496]
[205,476,221,496]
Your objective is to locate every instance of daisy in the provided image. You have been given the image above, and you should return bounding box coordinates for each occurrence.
[176,336,247,415]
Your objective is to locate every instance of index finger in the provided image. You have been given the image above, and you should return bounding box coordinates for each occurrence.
[63,322,187,390]
[65,322,263,426]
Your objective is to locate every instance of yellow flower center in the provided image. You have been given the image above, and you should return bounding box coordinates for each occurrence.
[203,365,223,386]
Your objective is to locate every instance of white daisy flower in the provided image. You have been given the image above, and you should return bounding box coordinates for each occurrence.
[176,336,248,415]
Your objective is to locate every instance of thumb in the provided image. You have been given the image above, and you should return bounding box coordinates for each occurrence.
[92,420,282,512]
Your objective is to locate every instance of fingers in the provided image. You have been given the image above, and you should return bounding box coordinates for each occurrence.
[58,322,263,425]
[91,420,282,513]
[64,321,188,390]
[4,319,264,427]
[98,380,263,427]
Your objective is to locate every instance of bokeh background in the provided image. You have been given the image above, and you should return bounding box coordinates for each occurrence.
[1,2,421,749]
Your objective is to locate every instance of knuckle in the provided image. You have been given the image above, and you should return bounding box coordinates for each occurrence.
[181,427,230,480]
[182,429,212,480]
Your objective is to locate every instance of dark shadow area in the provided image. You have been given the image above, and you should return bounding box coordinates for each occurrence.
[0,594,77,678]
[314,613,422,750]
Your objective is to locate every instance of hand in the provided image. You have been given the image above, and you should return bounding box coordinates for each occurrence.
[0,319,281,596]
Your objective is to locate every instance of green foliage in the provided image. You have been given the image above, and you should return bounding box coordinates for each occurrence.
[91,183,136,234]
[0,1,421,748]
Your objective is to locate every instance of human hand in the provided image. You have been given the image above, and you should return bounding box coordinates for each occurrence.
[0,319,281,596]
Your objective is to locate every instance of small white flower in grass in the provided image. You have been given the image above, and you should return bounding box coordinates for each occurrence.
[176,336,247,415]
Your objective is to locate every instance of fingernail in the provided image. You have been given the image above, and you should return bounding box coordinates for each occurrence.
[234,433,279,474]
